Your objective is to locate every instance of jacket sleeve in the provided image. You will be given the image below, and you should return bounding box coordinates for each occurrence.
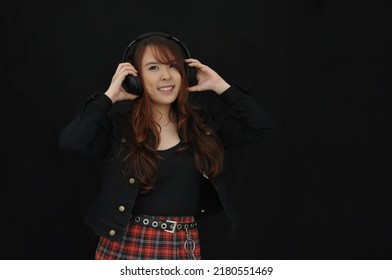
[58,93,114,159]
[211,85,274,148]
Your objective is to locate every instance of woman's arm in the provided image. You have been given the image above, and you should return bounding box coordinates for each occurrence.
[187,59,274,147]
[212,85,274,147]
[58,63,139,158]
[58,93,114,158]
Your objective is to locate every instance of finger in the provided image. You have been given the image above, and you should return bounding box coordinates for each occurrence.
[119,86,140,98]
[119,68,138,78]
[185,59,200,65]
[185,58,199,63]
[126,93,140,100]
[119,62,135,68]
[188,85,202,92]
[117,63,138,73]
[186,61,199,67]
[121,90,140,100]
[121,64,138,73]
[185,58,202,66]
[186,61,205,70]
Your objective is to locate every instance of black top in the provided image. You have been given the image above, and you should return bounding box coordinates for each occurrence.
[133,141,202,216]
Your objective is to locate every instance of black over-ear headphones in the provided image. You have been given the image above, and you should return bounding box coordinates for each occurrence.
[121,32,198,95]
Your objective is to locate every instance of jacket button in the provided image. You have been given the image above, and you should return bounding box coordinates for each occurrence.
[118,205,125,212]
[121,138,126,143]
[129,178,136,184]
[109,230,116,236]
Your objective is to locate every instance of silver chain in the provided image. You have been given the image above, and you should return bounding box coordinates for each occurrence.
[184,228,197,260]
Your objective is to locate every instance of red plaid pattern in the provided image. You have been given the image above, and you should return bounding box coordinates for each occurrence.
[95,215,201,260]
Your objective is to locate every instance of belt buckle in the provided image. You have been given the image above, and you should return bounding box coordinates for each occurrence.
[164,220,178,233]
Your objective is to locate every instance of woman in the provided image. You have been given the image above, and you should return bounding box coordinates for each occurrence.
[59,33,274,260]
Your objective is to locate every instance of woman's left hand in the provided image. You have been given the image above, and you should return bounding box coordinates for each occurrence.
[186,58,231,95]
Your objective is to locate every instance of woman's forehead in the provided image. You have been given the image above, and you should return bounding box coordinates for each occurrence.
[143,45,176,63]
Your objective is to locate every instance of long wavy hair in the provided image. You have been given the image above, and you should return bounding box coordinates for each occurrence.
[121,36,224,192]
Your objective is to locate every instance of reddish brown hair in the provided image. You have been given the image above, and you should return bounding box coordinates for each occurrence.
[121,36,224,191]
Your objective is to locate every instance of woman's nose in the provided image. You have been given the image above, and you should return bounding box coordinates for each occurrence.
[161,66,172,80]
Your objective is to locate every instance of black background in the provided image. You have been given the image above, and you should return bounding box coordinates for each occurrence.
[1,0,391,259]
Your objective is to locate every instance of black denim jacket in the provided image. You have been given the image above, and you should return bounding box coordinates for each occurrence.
[58,85,274,241]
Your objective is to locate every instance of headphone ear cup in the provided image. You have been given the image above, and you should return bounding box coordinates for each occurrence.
[122,74,143,95]
[186,65,198,87]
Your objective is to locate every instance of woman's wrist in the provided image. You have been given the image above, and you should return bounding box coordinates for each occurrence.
[214,80,231,95]
[104,90,117,103]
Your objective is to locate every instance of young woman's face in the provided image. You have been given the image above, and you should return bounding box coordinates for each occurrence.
[140,46,182,107]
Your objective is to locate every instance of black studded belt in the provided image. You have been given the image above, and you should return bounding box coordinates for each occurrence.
[131,215,198,234]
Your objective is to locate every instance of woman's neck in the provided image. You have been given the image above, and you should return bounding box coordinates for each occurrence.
[152,104,173,124]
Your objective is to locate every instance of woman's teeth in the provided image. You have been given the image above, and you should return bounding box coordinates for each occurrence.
[159,86,173,91]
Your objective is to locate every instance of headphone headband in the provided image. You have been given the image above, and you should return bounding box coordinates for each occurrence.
[122,32,192,63]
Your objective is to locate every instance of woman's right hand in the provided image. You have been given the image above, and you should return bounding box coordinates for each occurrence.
[104,62,140,103]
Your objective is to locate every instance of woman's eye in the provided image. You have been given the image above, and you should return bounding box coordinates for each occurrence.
[148,65,159,71]
[169,63,177,68]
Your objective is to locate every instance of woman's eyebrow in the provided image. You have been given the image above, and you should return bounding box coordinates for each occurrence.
[144,61,159,66]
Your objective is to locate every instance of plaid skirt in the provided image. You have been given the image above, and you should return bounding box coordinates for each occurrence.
[95,215,201,260]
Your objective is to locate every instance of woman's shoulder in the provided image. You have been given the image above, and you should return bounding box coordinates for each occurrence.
[107,101,134,125]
